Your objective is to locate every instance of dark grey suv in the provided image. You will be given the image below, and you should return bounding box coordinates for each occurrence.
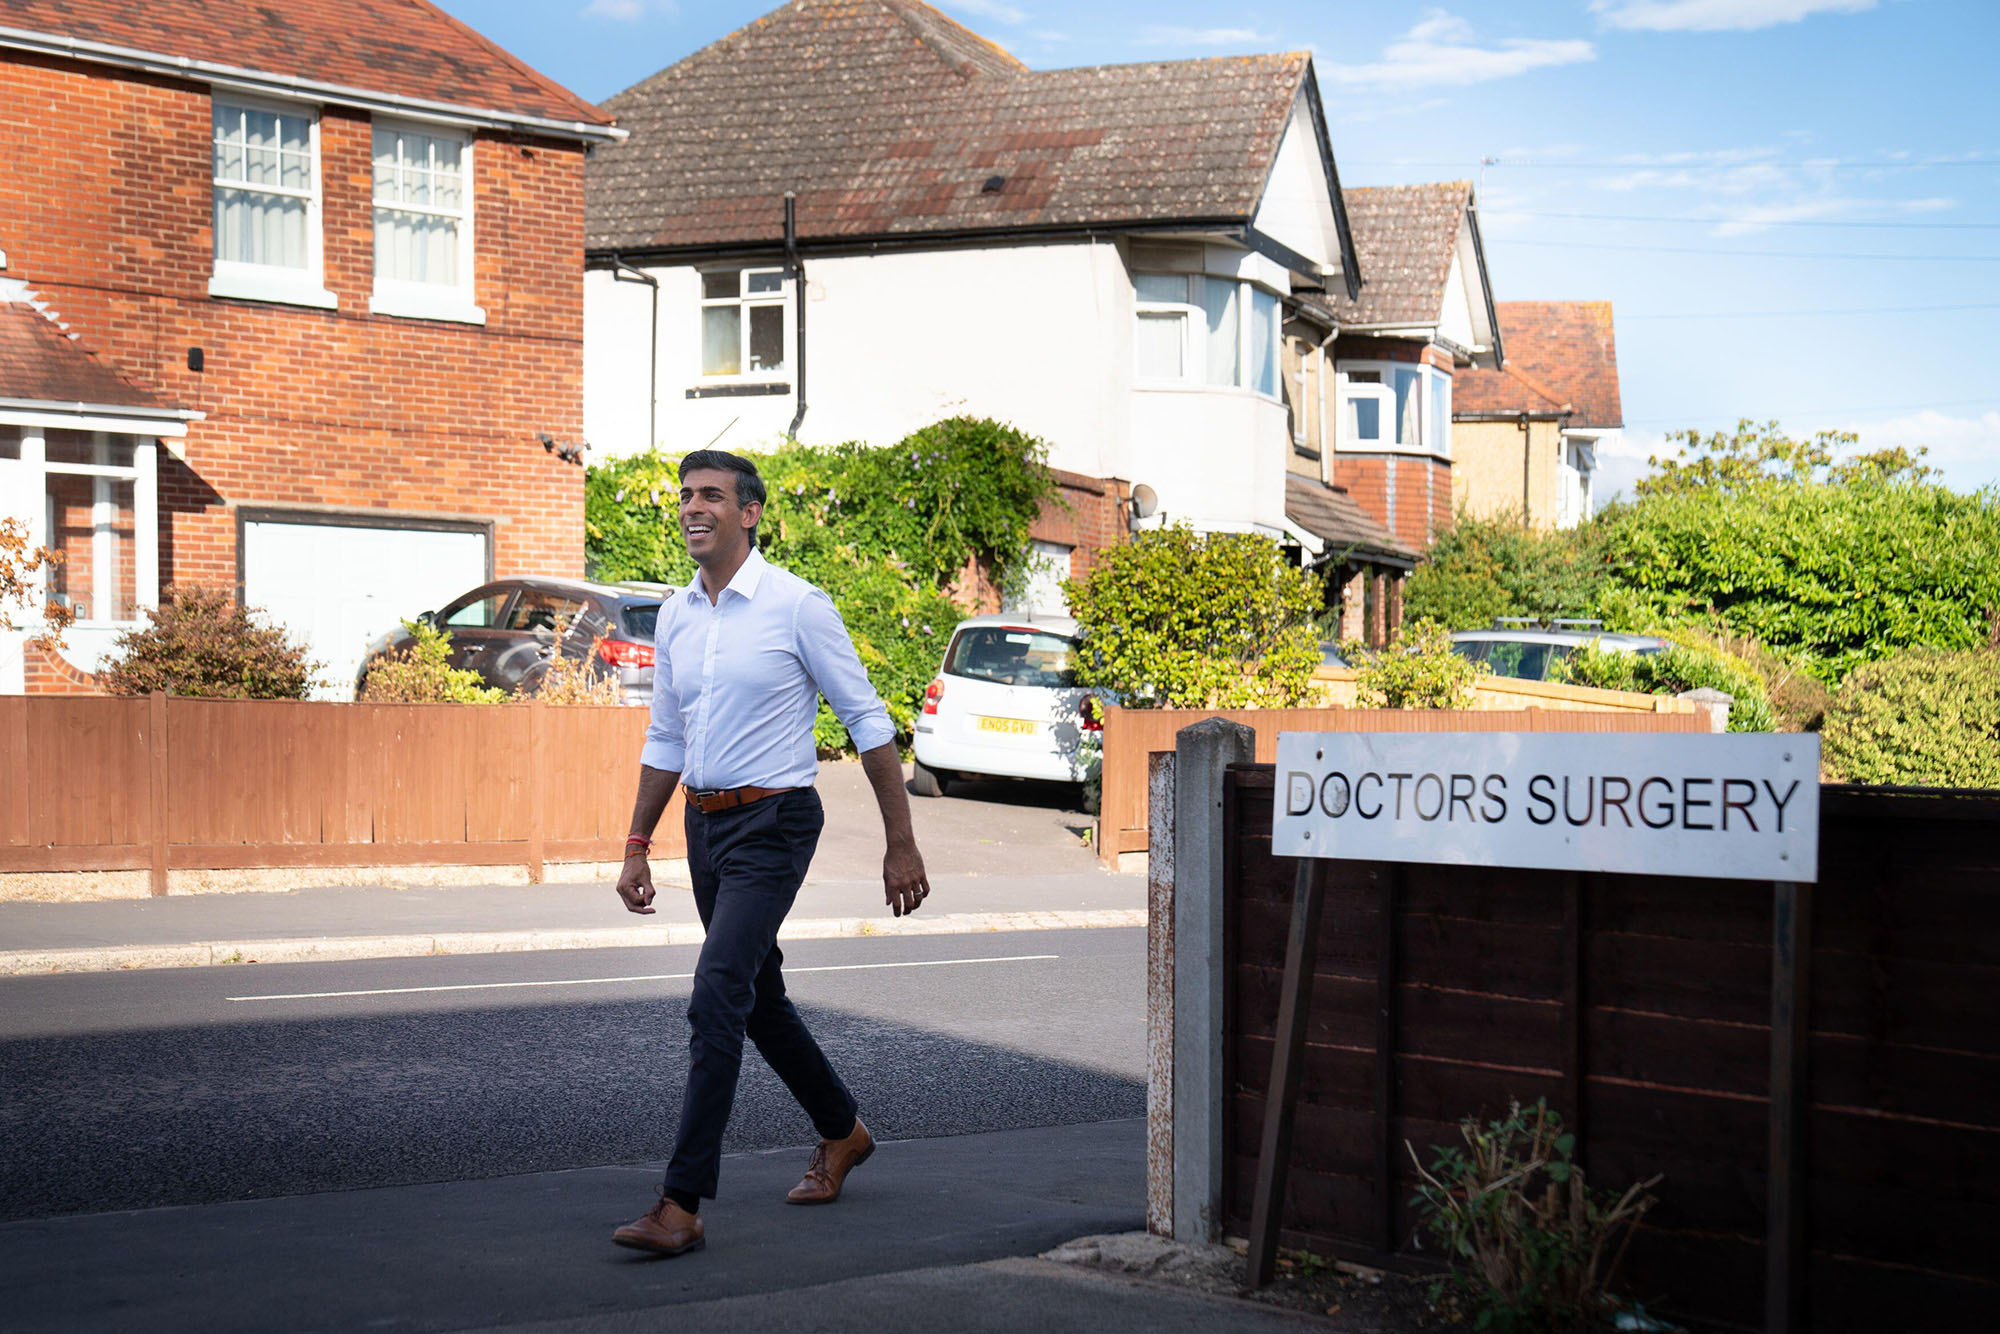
[355,577,664,704]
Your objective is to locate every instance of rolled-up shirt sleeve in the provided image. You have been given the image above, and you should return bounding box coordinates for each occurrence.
[640,600,686,773]
[794,588,896,753]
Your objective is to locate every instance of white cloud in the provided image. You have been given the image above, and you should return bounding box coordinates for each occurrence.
[1324,11,1594,89]
[1591,0,1874,33]
[945,0,1028,24]
[1137,26,1272,47]
[580,0,676,19]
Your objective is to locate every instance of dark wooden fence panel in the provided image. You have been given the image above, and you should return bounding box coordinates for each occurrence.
[1222,765,2000,1331]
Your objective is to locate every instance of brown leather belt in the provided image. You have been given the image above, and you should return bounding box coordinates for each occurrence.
[682,784,801,815]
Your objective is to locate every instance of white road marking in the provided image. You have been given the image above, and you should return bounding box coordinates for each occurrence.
[225,953,1062,1002]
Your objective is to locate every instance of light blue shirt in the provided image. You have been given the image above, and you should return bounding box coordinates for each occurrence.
[642,548,896,788]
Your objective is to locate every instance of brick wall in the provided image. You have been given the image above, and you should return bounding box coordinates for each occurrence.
[1,52,589,688]
[952,467,1129,613]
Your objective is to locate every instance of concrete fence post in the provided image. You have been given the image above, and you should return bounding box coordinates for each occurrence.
[1678,686,1734,733]
[1171,715,1255,1243]
[1146,750,1177,1237]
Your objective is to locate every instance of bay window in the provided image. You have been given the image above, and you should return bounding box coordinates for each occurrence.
[209,97,334,308]
[1337,360,1452,457]
[1134,272,1282,396]
[371,122,482,323]
[700,267,788,378]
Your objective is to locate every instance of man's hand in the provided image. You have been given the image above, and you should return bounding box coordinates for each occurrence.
[884,838,930,918]
[616,852,657,914]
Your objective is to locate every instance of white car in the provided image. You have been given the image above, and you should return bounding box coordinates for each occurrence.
[909,614,1099,797]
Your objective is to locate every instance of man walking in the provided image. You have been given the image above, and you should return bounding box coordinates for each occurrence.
[611,450,930,1257]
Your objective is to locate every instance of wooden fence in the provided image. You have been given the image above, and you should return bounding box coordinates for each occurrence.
[0,694,681,889]
[1307,667,1707,715]
[1098,704,1705,870]
[1221,766,1999,1330]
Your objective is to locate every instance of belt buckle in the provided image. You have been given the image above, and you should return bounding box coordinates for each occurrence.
[692,788,724,801]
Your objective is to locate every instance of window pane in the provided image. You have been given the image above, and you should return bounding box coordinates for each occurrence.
[1201,277,1238,387]
[215,188,307,267]
[443,592,508,628]
[372,131,398,198]
[745,269,783,295]
[702,270,738,301]
[1394,367,1423,449]
[748,303,785,373]
[1136,311,1185,378]
[1347,395,1381,442]
[506,591,586,632]
[945,627,1076,687]
[1135,273,1188,303]
[376,207,458,284]
[1347,369,1381,384]
[1250,288,1279,396]
[702,306,741,375]
[43,475,136,622]
[1429,371,1451,455]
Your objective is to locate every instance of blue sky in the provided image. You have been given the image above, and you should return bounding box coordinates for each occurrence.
[441,0,2000,498]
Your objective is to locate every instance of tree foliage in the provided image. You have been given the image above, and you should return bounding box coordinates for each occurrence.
[585,417,1058,745]
[1064,525,1322,708]
[359,620,505,704]
[0,516,76,646]
[1404,511,1609,630]
[1635,418,1935,498]
[100,585,318,699]
[1822,647,2000,787]
[1353,619,1478,710]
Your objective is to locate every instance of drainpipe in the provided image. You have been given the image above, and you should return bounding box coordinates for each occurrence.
[1518,411,1532,529]
[784,192,808,440]
[1315,328,1337,484]
[611,254,659,451]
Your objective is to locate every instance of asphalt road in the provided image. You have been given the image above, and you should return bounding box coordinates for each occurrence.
[0,926,1145,1222]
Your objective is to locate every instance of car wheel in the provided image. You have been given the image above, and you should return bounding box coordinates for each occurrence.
[911,759,950,798]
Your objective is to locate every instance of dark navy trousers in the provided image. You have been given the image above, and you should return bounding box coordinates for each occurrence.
[662,787,858,1201]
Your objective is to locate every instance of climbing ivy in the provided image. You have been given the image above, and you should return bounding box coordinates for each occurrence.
[584,417,1061,746]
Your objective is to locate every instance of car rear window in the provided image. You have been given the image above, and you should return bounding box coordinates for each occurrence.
[945,626,1076,687]
[621,604,659,639]
[1455,640,1571,681]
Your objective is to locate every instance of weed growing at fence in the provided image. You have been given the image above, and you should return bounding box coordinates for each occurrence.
[1409,1099,1660,1333]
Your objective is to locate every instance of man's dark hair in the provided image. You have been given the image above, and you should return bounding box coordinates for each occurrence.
[677,450,766,509]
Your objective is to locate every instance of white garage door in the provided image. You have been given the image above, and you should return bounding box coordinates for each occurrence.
[243,518,489,699]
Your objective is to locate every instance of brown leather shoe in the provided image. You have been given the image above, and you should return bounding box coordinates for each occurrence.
[786,1118,874,1205]
[612,1196,705,1255]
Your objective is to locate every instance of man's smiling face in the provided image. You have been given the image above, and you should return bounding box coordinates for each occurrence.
[678,467,759,564]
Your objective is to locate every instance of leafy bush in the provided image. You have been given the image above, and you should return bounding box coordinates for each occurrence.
[1353,619,1478,709]
[1064,524,1322,708]
[1551,628,1777,732]
[585,418,1055,745]
[1822,647,2000,787]
[1410,1100,1660,1334]
[359,620,505,704]
[519,613,623,706]
[1405,511,1610,631]
[100,585,318,699]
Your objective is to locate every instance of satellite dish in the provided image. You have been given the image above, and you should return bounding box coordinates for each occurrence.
[1129,483,1159,521]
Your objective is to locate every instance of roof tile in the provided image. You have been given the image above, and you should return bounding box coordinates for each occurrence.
[1285,476,1416,561]
[0,298,166,409]
[586,0,1305,252]
[1454,301,1622,427]
[0,0,609,127]
[1305,181,1470,328]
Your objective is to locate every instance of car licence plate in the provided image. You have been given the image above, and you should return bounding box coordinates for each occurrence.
[975,715,1039,736]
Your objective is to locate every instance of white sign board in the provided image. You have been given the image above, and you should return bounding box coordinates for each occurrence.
[1273,732,1819,883]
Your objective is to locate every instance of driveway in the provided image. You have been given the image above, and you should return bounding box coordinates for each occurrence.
[809,760,1097,882]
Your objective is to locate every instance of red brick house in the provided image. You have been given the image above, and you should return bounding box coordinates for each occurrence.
[0,0,619,695]
[1305,181,1502,553]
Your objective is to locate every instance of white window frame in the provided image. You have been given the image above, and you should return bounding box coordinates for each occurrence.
[1133,271,1284,401]
[207,93,337,310]
[369,118,484,325]
[1336,359,1452,458]
[698,266,790,381]
[4,426,159,632]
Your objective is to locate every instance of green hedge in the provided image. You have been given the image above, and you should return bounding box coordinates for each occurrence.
[1550,628,1778,732]
[1822,648,2000,787]
[584,417,1058,747]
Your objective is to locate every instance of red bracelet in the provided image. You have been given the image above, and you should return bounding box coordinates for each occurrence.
[625,834,651,850]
